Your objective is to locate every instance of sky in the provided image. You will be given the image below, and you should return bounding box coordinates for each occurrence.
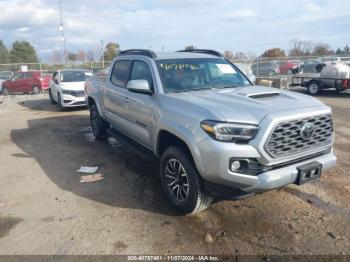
[0,0,349,61]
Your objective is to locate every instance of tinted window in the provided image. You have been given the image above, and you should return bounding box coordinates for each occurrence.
[111,60,131,87]
[12,73,23,80]
[60,70,89,82]
[130,61,153,87]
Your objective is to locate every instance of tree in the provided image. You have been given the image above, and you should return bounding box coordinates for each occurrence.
[77,50,86,61]
[261,48,286,58]
[67,53,78,62]
[336,45,350,55]
[289,39,312,57]
[312,43,334,56]
[0,40,9,63]
[185,45,194,50]
[103,42,120,61]
[9,40,38,63]
[86,49,94,61]
[223,50,234,61]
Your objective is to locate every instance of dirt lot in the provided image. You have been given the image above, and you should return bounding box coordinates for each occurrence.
[0,89,349,255]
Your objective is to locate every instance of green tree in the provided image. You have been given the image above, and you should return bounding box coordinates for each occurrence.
[67,53,78,61]
[335,45,350,55]
[103,42,120,61]
[9,40,38,63]
[261,48,286,58]
[0,40,9,63]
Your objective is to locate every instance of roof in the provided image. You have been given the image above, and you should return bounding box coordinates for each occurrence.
[118,49,224,60]
[154,52,220,60]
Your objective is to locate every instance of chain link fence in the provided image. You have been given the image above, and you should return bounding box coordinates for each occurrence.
[1,54,350,83]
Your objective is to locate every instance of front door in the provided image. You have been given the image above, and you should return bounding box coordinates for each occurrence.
[123,60,156,148]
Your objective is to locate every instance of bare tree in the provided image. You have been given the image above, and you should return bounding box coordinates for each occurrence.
[289,39,313,57]
[223,50,234,61]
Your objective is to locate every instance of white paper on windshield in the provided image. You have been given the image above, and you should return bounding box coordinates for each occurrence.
[216,64,236,74]
[77,166,99,174]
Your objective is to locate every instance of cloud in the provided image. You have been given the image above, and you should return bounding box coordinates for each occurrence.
[0,0,349,61]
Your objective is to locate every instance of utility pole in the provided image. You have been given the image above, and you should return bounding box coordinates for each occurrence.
[58,0,67,62]
[101,40,104,68]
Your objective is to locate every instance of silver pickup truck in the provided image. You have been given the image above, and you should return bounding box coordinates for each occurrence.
[85,49,336,214]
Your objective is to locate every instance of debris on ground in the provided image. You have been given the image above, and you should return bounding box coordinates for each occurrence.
[327,232,337,239]
[77,166,99,174]
[204,233,214,243]
[0,95,3,103]
[80,173,104,183]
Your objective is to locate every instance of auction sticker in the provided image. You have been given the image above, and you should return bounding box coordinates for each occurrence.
[216,64,236,74]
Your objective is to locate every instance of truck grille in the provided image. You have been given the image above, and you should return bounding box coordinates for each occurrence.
[265,114,333,158]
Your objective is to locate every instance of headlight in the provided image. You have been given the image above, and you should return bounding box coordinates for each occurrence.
[200,120,258,142]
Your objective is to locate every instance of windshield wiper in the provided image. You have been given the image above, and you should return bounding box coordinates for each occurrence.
[215,85,239,89]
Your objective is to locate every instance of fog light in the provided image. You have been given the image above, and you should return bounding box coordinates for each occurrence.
[230,160,241,172]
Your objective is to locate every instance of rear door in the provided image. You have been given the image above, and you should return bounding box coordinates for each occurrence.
[104,60,131,131]
[11,73,24,92]
[123,60,156,147]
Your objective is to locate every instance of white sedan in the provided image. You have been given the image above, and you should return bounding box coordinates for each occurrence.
[49,69,92,108]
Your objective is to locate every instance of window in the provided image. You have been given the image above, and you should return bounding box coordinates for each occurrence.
[12,73,23,80]
[156,58,251,93]
[130,61,153,87]
[60,70,89,82]
[111,60,131,87]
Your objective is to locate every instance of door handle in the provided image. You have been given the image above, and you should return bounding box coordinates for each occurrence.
[123,96,129,102]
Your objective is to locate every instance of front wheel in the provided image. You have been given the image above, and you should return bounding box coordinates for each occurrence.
[49,89,57,104]
[90,104,108,140]
[2,88,9,96]
[160,146,213,214]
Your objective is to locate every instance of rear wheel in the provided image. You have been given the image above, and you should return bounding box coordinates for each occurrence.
[32,86,40,94]
[90,104,108,140]
[160,146,213,214]
[2,88,9,96]
[308,81,321,95]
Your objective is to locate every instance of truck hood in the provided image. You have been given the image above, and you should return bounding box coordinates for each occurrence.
[59,82,85,91]
[166,85,326,125]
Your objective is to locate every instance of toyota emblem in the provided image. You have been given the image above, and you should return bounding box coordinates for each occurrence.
[300,122,315,140]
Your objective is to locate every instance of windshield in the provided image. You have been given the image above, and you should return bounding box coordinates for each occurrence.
[156,58,252,93]
[60,70,91,82]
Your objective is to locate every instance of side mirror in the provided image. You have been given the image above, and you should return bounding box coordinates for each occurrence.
[126,79,153,94]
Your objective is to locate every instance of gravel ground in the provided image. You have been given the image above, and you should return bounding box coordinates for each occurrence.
[0,89,349,255]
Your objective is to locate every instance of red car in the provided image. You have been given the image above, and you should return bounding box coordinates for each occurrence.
[278,61,300,75]
[2,71,43,95]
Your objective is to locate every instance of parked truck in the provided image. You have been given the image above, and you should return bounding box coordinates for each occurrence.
[85,49,337,214]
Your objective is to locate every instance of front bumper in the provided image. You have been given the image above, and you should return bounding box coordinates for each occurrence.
[61,94,86,107]
[242,152,336,192]
[197,135,336,193]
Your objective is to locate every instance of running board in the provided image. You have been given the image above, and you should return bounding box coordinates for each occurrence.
[106,127,156,161]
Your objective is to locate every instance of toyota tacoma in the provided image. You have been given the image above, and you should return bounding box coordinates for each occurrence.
[85,49,336,214]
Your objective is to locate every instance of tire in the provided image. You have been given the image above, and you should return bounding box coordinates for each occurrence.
[90,104,108,140]
[57,93,65,110]
[49,89,57,104]
[32,86,40,94]
[308,81,321,95]
[2,88,9,96]
[268,70,275,77]
[160,146,213,214]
